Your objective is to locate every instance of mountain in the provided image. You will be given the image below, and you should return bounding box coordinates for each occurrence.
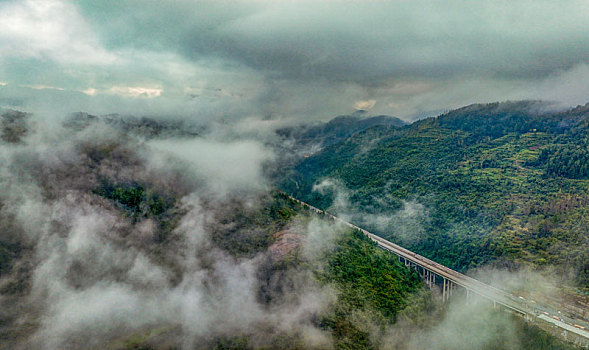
[277,113,406,150]
[280,101,589,296]
[269,114,407,187]
[0,112,423,349]
[0,108,581,349]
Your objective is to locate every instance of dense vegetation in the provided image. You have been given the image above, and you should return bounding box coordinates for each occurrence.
[277,114,406,150]
[0,110,28,143]
[243,194,425,349]
[94,181,171,218]
[110,192,427,349]
[210,195,577,350]
[0,106,583,349]
[281,101,589,292]
[317,228,423,349]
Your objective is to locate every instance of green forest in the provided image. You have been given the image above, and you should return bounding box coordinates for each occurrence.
[0,104,585,349]
[281,101,589,292]
[208,193,576,350]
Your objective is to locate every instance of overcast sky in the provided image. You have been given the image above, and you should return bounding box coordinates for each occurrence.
[1,0,588,122]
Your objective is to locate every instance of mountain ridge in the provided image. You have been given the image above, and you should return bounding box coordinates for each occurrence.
[280,100,589,294]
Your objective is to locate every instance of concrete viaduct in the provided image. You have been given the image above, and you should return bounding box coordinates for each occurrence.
[286,194,589,348]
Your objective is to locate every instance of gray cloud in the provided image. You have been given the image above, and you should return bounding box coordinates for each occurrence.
[1,0,588,121]
[88,1,587,80]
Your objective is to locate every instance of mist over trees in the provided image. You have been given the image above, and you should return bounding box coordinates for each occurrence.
[1,1,588,348]
[0,104,583,349]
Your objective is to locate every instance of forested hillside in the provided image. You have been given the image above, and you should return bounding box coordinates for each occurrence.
[0,111,426,349]
[0,109,579,349]
[280,101,589,293]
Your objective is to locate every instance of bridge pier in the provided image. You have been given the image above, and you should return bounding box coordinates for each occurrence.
[421,268,436,288]
[443,278,446,301]
[442,278,455,302]
[443,278,450,302]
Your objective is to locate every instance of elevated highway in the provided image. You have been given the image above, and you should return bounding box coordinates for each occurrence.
[286,194,589,348]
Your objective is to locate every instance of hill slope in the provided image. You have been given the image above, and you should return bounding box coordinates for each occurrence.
[0,109,581,349]
[0,113,422,349]
[281,101,589,294]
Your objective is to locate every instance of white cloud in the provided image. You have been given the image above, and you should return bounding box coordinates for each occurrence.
[21,84,64,91]
[108,86,163,98]
[0,0,116,65]
[148,138,274,194]
[82,88,97,96]
[526,63,589,107]
[353,99,376,111]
